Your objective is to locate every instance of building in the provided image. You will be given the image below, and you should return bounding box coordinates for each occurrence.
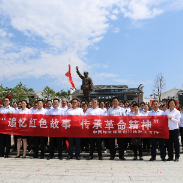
[71,84,144,103]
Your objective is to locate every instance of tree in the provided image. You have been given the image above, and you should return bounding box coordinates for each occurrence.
[11,82,29,101]
[152,73,166,101]
[42,86,56,99]
[0,84,4,99]
[56,89,70,99]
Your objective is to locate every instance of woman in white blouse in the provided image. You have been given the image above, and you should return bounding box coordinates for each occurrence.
[165,99,181,161]
[15,100,31,158]
[179,106,183,150]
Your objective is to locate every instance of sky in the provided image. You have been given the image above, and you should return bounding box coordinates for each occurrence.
[0,0,183,98]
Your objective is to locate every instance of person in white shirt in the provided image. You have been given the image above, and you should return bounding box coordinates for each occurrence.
[119,101,125,108]
[141,104,149,116]
[67,102,72,109]
[0,97,15,158]
[30,101,38,113]
[107,97,126,160]
[15,100,31,158]
[179,106,183,150]
[13,101,18,112]
[162,104,167,112]
[82,103,88,116]
[128,104,134,116]
[66,98,83,160]
[165,99,181,161]
[45,100,53,110]
[130,104,143,160]
[86,98,104,160]
[124,100,130,110]
[139,102,145,113]
[148,100,166,161]
[60,98,68,112]
[31,100,47,159]
[100,101,106,112]
[46,98,65,160]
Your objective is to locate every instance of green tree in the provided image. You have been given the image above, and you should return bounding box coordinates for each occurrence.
[56,89,70,99]
[28,88,35,93]
[42,86,56,99]
[11,82,29,101]
[0,84,4,99]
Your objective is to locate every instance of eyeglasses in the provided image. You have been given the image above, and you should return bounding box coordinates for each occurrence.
[4,100,9,102]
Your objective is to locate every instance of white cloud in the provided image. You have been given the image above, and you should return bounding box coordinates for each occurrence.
[112,27,120,33]
[110,15,118,20]
[112,9,119,14]
[0,0,182,88]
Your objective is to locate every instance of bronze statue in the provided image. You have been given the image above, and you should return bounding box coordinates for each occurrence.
[76,66,93,102]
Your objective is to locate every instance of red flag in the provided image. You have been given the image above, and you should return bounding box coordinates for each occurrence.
[65,64,75,88]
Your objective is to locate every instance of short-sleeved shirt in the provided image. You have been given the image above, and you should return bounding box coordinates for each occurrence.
[86,107,104,116]
[46,107,65,115]
[0,106,15,114]
[148,109,165,116]
[66,108,83,115]
[107,106,126,116]
[16,108,31,114]
[32,108,47,114]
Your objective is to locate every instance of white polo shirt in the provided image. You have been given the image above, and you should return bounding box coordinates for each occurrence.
[148,109,165,116]
[141,111,149,116]
[66,108,83,115]
[129,112,143,116]
[107,106,126,116]
[165,109,181,130]
[16,108,31,114]
[86,107,104,116]
[46,107,65,115]
[32,108,47,114]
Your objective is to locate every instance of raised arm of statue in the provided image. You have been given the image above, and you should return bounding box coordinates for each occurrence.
[76,66,84,79]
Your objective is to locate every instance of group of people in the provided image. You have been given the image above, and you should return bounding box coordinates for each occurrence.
[0,96,182,162]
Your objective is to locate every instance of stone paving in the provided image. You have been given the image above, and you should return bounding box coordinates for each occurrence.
[0,153,182,183]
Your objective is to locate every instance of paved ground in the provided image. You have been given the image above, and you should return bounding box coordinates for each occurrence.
[0,153,182,183]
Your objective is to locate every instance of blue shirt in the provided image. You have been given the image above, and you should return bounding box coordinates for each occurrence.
[148,109,165,116]
[0,106,15,114]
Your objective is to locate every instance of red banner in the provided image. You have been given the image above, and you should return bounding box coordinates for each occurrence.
[0,114,169,139]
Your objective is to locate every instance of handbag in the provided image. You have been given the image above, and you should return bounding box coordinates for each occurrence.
[131,138,142,146]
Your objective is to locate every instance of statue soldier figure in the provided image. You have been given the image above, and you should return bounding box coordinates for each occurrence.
[76,66,93,102]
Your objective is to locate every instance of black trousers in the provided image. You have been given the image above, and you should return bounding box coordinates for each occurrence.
[104,138,110,149]
[34,137,46,157]
[0,134,11,156]
[151,138,166,159]
[143,138,150,151]
[109,138,125,157]
[179,127,183,147]
[89,138,102,157]
[133,145,142,157]
[168,129,180,159]
[49,137,62,157]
